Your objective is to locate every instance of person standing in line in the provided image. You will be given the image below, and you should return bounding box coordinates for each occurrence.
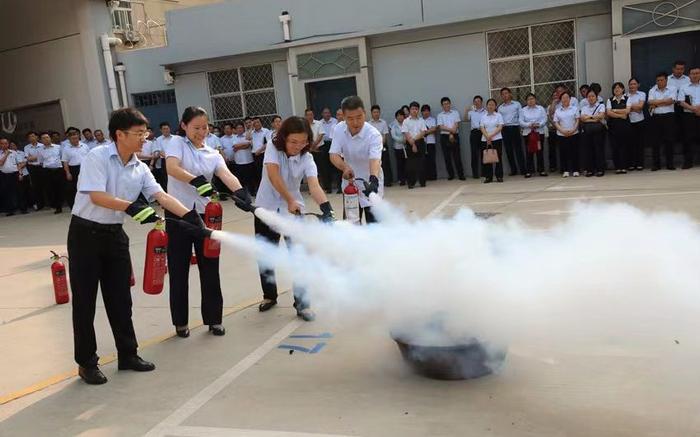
[10,142,31,214]
[498,87,525,176]
[553,91,580,178]
[669,60,690,146]
[153,122,176,191]
[24,131,45,210]
[579,84,590,101]
[164,106,253,339]
[305,109,327,192]
[548,90,561,173]
[93,129,112,147]
[648,72,678,171]
[254,116,335,320]
[626,78,647,171]
[606,82,631,174]
[466,96,486,179]
[519,93,548,177]
[333,109,345,192]
[50,131,62,147]
[436,97,466,180]
[319,107,338,193]
[391,109,407,186]
[678,66,700,169]
[232,121,256,195]
[219,122,238,195]
[137,131,154,165]
[330,96,383,223]
[421,104,438,181]
[61,127,81,153]
[579,89,607,177]
[402,101,428,189]
[368,105,393,187]
[83,129,98,150]
[61,131,91,208]
[0,139,21,215]
[251,117,270,195]
[38,132,65,213]
[479,99,505,184]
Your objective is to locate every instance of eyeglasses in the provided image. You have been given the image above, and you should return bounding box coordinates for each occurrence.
[122,130,149,139]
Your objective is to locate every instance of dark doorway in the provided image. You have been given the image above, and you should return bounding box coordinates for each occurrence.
[631,30,700,90]
[305,77,357,116]
[133,90,179,136]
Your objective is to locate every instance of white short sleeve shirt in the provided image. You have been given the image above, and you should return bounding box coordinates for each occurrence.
[320,118,338,141]
[39,144,63,169]
[251,128,270,154]
[401,117,427,140]
[422,116,437,144]
[72,142,163,224]
[626,91,647,123]
[233,134,254,165]
[479,112,504,141]
[648,85,677,115]
[553,105,580,136]
[498,101,522,126]
[519,105,547,135]
[61,143,91,166]
[467,108,486,131]
[0,150,19,173]
[437,109,461,134]
[678,83,700,113]
[24,143,43,166]
[255,146,318,215]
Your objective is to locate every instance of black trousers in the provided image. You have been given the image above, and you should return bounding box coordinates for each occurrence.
[382,146,394,185]
[68,216,137,367]
[45,168,64,209]
[652,113,676,168]
[581,125,606,174]
[254,216,309,309]
[439,134,465,179]
[65,165,80,208]
[17,174,30,212]
[233,162,256,195]
[165,210,223,327]
[153,163,167,192]
[502,126,526,175]
[523,134,545,174]
[314,141,334,192]
[424,143,437,181]
[27,165,45,209]
[469,129,482,178]
[481,140,504,180]
[683,113,700,167]
[1,172,19,213]
[629,120,646,168]
[548,130,559,171]
[253,154,264,195]
[406,139,426,187]
[394,148,407,183]
[608,120,630,171]
[559,135,580,174]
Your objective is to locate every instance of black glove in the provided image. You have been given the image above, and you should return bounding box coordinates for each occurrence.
[189,175,216,198]
[125,199,161,224]
[362,175,380,197]
[232,188,255,213]
[179,209,213,240]
[319,201,336,223]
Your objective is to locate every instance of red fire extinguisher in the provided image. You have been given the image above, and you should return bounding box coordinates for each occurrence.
[343,181,361,225]
[190,252,197,265]
[203,193,223,258]
[50,251,69,305]
[143,220,168,295]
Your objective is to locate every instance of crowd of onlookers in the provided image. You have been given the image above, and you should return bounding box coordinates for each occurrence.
[1,60,698,217]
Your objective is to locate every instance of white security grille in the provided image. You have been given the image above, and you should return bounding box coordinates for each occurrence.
[207,64,277,128]
[297,47,360,80]
[487,20,577,105]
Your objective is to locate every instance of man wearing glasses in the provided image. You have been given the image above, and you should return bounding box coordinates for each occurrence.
[68,108,211,385]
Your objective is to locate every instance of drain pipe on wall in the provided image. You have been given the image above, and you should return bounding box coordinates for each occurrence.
[101,33,123,110]
[114,63,128,107]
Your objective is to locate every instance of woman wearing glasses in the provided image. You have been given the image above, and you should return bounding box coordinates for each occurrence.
[164,106,254,338]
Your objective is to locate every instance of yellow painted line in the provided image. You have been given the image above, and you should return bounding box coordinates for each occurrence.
[0,294,279,406]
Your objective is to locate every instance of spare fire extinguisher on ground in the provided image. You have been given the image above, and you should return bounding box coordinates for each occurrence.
[143,220,168,295]
[50,251,69,305]
[343,181,361,225]
[203,193,223,258]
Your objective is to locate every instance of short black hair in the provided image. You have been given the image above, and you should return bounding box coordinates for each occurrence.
[108,107,149,142]
[271,115,282,123]
[612,82,625,94]
[579,84,590,91]
[486,98,498,107]
[180,106,208,126]
[421,104,431,112]
[560,90,572,99]
[656,71,668,79]
[304,108,314,115]
[525,92,537,100]
[159,121,170,128]
[589,83,602,95]
[82,128,92,134]
[65,126,79,135]
[628,77,640,85]
[394,109,404,118]
[223,122,234,129]
[473,95,483,102]
[244,116,252,122]
[500,87,511,94]
[94,129,103,135]
[26,131,38,138]
[440,97,451,105]
[370,104,381,112]
[689,65,700,72]
[674,60,686,67]
[251,116,261,122]
[234,121,244,129]
[341,95,365,112]
[39,131,51,139]
[409,101,420,109]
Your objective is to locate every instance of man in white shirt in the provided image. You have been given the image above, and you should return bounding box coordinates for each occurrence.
[251,117,271,195]
[436,96,466,180]
[93,129,112,147]
[38,132,65,213]
[402,101,428,189]
[61,130,91,208]
[309,108,332,194]
[369,104,393,187]
[231,121,255,195]
[421,104,438,181]
[0,138,21,215]
[82,128,98,150]
[669,60,691,147]
[648,72,678,170]
[330,96,383,224]
[679,66,700,169]
[10,142,31,214]
[24,131,46,210]
[466,96,486,179]
[61,127,80,153]
[498,87,525,176]
[153,122,175,190]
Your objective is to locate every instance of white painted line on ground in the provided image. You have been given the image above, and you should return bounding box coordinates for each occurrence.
[545,185,594,191]
[425,186,465,218]
[464,190,700,206]
[532,209,573,216]
[164,425,354,437]
[144,319,303,437]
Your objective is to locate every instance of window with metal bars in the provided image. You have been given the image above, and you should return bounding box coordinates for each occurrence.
[487,20,577,105]
[207,64,277,128]
[133,90,176,107]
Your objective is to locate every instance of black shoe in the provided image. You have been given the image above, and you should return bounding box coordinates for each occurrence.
[628,166,635,171]
[117,355,155,372]
[483,178,493,184]
[620,169,627,174]
[384,183,393,187]
[472,176,480,179]
[682,164,693,170]
[458,176,466,181]
[259,299,277,312]
[54,208,62,214]
[20,210,28,214]
[651,167,659,172]
[175,327,190,338]
[636,166,644,171]
[509,172,517,177]
[447,176,454,181]
[5,212,14,217]
[407,185,415,189]
[596,172,604,177]
[539,172,548,177]
[420,183,426,187]
[549,168,557,173]
[209,325,226,336]
[296,307,316,322]
[667,166,676,170]
[496,178,504,183]
[399,181,406,186]
[524,174,532,178]
[79,366,108,385]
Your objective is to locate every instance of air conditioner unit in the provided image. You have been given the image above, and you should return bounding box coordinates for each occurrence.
[123,30,141,43]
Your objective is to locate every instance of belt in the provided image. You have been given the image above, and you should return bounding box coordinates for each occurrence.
[71,215,123,232]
